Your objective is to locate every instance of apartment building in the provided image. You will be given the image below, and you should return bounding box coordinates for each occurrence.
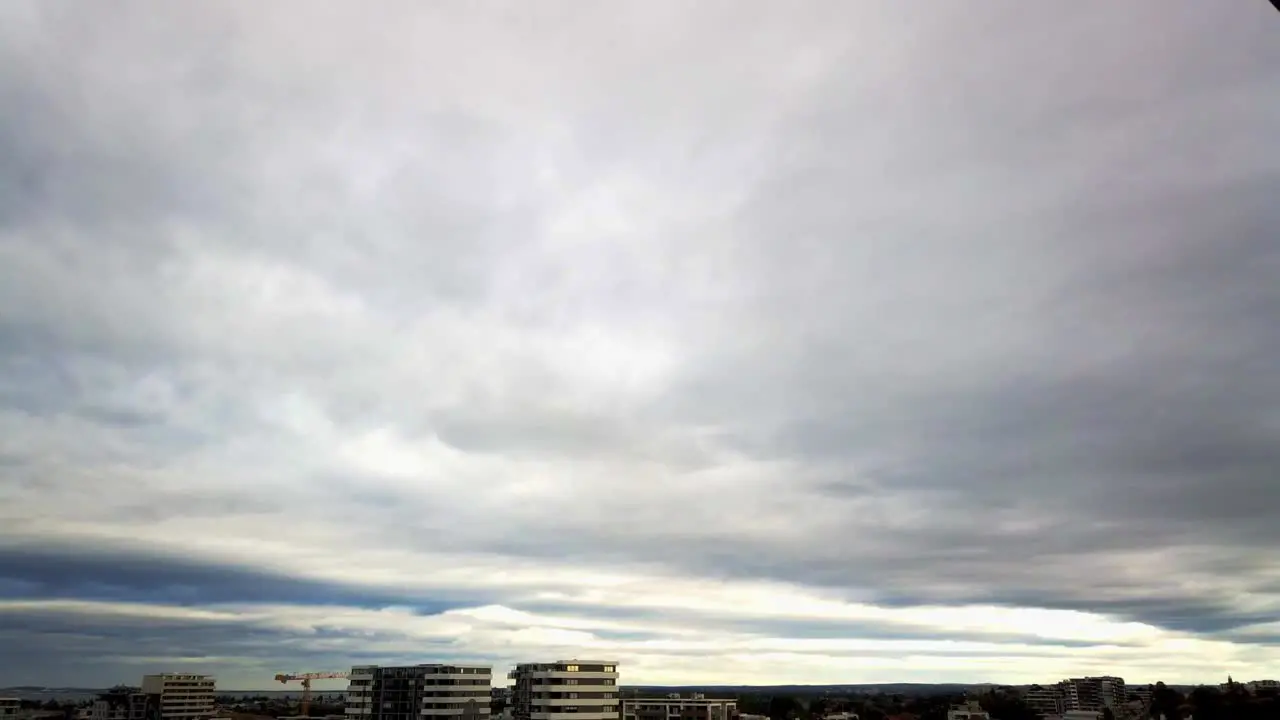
[92,686,157,720]
[1022,685,1064,716]
[141,674,216,720]
[622,694,737,720]
[345,664,492,720]
[1,698,19,720]
[509,660,619,720]
[1060,677,1125,712]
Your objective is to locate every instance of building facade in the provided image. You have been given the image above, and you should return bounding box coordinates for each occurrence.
[140,674,216,720]
[345,664,492,720]
[1,698,19,720]
[623,694,736,720]
[1060,677,1125,712]
[1022,685,1065,716]
[510,660,619,720]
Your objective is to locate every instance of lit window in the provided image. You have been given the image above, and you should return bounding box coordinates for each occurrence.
[565,665,579,672]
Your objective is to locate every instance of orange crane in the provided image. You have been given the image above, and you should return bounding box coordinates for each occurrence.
[274,671,350,717]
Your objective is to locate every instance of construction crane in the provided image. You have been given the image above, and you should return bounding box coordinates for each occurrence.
[274,671,350,717]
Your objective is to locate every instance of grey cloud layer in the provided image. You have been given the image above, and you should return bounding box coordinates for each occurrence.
[1,0,1278,683]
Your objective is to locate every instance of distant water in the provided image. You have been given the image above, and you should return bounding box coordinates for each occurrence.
[0,692,100,703]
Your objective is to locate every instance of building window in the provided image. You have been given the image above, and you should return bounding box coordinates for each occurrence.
[565,666,579,672]
[603,667,614,673]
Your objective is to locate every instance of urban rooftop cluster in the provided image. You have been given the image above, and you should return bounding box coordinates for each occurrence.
[5,665,1279,720]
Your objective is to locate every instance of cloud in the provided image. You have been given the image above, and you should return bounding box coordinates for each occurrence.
[1,0,1279,689]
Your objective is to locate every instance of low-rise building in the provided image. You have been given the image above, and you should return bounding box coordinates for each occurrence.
[622,694,736,720]
[1247,680,1279,695]
[1,698,20,720]
[946,702,988,720]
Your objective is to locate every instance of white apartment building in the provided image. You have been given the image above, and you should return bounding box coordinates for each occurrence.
[510,660,619,720]
[345,664,491,720]
[1,697,20,720]
[1060,677,1125,712]
[140,674,216,720]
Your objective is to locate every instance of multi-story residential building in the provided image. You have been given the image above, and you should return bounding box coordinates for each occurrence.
[92,687,157,720]
[1060,677,1125,712]
[1022,685,1065,716]
[345,664,492,720]
[510,660,619,720]
[1,698,20,720]
[491,688,513,720]
[622,694,736,720]
[141,674,216,720]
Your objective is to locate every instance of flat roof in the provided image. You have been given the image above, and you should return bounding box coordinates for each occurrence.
[351,663,492,669]
[628,698,735,703]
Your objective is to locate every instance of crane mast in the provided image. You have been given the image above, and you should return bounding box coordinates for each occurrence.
[274,671,350,717]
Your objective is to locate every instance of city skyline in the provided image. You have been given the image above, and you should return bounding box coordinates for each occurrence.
[2,1,1279,690]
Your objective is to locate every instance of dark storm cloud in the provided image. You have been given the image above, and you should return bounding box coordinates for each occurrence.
[0,546,465,611]
[0,609,484,687]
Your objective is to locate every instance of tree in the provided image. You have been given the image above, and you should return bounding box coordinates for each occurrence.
[1151,683,1182,720]
[769,696,801,720]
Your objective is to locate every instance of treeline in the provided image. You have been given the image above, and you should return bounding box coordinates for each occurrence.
[13,699,85,720]
[1148,682,1279,720]
[214,695,346,718]
[732,688,1039,720]
[728,684,1280,720]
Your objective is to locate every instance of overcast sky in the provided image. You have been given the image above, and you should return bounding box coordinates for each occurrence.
[2,0,1279,690]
